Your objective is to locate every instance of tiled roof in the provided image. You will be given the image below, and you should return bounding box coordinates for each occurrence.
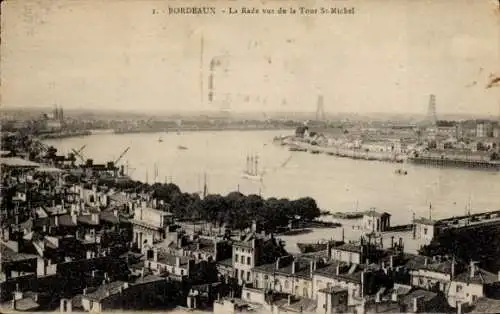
[313,263,363,284]
[471,298,500,313]
[0,243,38,263]
[364,210,390,218]
[454,268,499,285]
[84,281,126,301]
[152,252,190,267]
[334,242,362,253]
[405,256,455,275]
[401,289,437,303]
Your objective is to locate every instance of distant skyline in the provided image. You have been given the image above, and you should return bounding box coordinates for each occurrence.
[1,0,499,116]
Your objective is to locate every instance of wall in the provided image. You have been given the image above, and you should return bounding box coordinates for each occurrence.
[331,249,361,264]
[313,274,361,306]
[447,280,483,307]
[233,245,254,285]
[242,287,266,305]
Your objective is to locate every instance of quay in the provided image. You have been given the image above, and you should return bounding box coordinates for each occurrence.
[1,133,500,314]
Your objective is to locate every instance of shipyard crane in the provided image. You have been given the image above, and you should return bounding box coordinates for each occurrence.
[114,147,130,165]
[71,148,86,164]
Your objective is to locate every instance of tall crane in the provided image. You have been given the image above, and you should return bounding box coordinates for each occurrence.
[110,147,130,176]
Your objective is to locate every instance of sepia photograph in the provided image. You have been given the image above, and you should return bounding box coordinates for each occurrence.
[1,0,500,313]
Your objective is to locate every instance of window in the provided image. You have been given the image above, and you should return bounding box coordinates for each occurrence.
[246,292,250,300]
[456,285,463,293]
[246,272,251,282]
[285,280,289,289]
[424,228,428,235]
[181,269,185,276]
[235,254,239,263]
[240,270,244,279]
[241,256,244,264]
[264,275,268,280]
[247,257,251,265]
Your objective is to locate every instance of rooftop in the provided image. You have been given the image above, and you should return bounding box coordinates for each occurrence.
[471,298,500,313]
[454,268,499,285]
[83,281,126,301]
[364,210,391,218]
[0,157,40,168]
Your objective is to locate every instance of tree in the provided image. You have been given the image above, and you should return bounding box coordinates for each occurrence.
[291,197,320,221]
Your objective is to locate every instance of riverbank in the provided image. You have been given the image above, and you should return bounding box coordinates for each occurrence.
[114,126,295,134]
[278,138,405,163]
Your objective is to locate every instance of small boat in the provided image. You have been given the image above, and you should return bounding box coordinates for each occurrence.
[177,145,188,150]
[395,169,408,175]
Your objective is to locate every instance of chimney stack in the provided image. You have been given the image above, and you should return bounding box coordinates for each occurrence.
[292,260,296,274]
[335,263,340,276]
[424,257,428,266]
[176,256,181,268]
[275,257,280,270]
[389,255,394,269]
[153,248,158,262]
[470,261,478,279]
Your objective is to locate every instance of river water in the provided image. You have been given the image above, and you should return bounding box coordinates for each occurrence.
[44,130,500,251]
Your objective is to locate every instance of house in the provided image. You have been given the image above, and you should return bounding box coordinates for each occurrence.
[312,262,366,306]
[316,286,348,314]
[130,206,173,253]
[400,288,448,313]
[144,247,194,281]
[252,255,322,299]
[330,242,364,265]
[406,255,457,294]
[232,232,286,285]
[448,261,500,307]
[75,275,168,312]
[413,217,440,247]
[362,210,391,233]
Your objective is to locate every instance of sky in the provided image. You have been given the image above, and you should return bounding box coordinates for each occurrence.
[1,0,499,116]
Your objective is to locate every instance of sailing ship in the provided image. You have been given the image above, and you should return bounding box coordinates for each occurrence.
[242,154,262,181]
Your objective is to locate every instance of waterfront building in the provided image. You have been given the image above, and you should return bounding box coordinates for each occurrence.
[361,210,391,233]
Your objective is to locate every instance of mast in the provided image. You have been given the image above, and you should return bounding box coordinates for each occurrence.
[203,172,208,199]
[429,202,432,220]
[200,33,204,107]
[254,155,259,176]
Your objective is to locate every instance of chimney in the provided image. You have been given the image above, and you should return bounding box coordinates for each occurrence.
[470,261,478,279]
[275,257,281,270]
[292,260,296,274]
[360,270,365,298]
[153,248,158,262]
[342,228,345,242]
[113,209,118,217]
[55,215,59,226]
[335,263,340,275]
[451,258,455,280]
[389,255,394,269]
[326,241,332,260]
[391,290,398,302]
[83,288,87,295]
[457,301,463,314]
[391,236,394,248]
[176,256,181,268]
[287,295,292,306]
[424,257,428,266]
